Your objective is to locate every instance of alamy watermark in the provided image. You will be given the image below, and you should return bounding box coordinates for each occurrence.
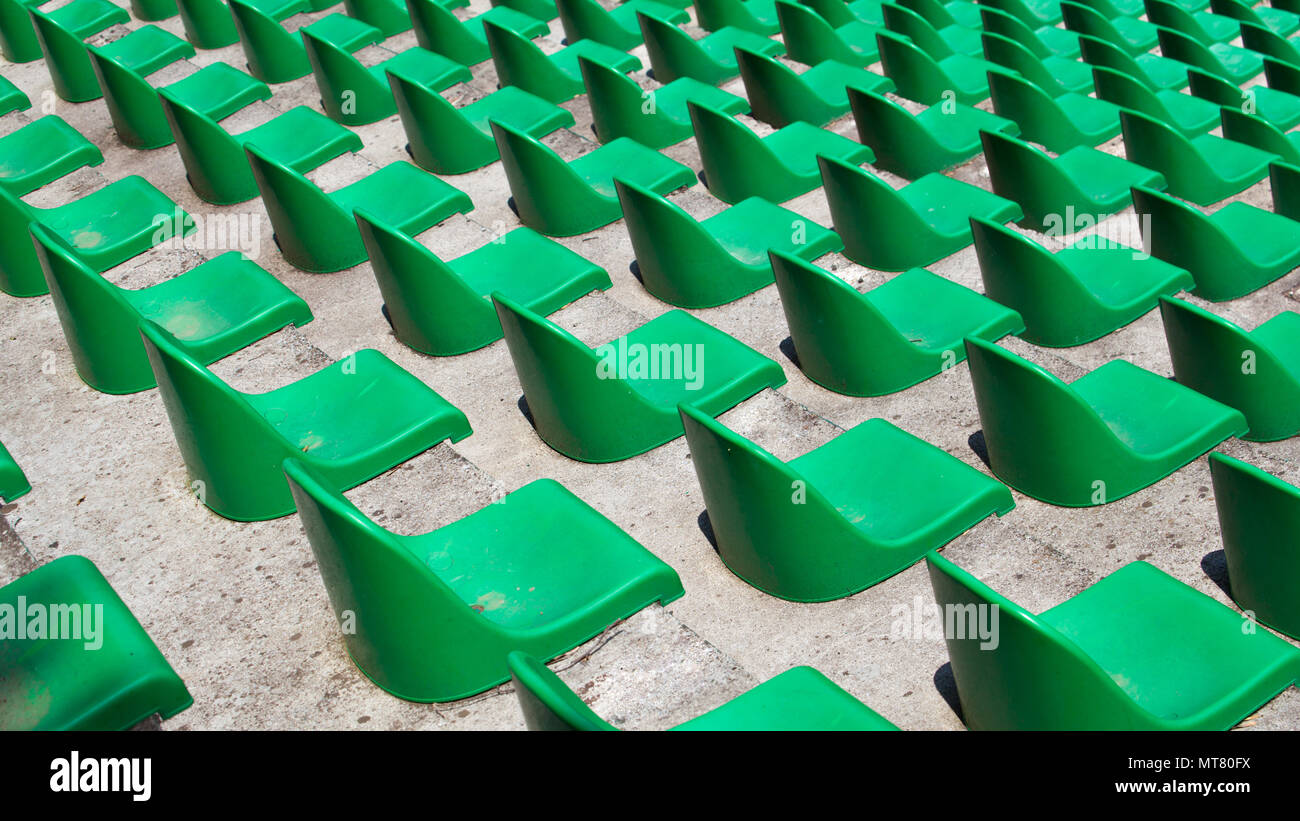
[890,595,1000,650]
[595,337,705,390]
[0,597,103,649]
[150,206,263,259]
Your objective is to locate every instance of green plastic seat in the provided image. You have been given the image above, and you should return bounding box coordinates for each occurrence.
[0,438,30,502]
[343,0,416,36]
[483,18,641,103]
[985,68,1119,153]
[284,459,683,703]
[927,551,1300,730]
[1059,0,1155,56]
[638,12,783,84]
[491,0,557,20]
[771,251,1024,394]
[582,54,748,145]
[819,155,1023,270]
[229,3,377,84]
[980,3,1081,58]
[1220,106,1300,164]
[848,86,1019,179]
[680,404,1012,600]
[697,0,780,32]
[688,99,874,203]
[161,89,362,205]
[0,555,193,731]
[1193,64,1300,133]
[881,1,980,58]
[0,174,183,298]
[31,223,312,395]
[777,0,882,67]
[1077,32,1190,91]
[616,179,842,307]
[898,0,977,28]
[408,0,548,65]
[354,209,611,355]
[1159,297,1300,441]
[977,0,1062,26]
[509,653,898,730]
[1119,108,1277,205]
[140,320,473,522]
[969,216,1193,347]
[0,0,50,62]
[302,18,471,126]
[982,31,1094,96]
[245,144,473,272]
[555,0,687,49]
[1093,66,1218,139]
[176,0,240,49]
[1210,454,1300,640]
[799,0,886,27]
[0,74,29,114]
[490,120,695,236]
[1239,19,1300,66]
[92,52,269,151]
[980,129,1165,233]
[491,292,786,462]
[29,0,133,102]
[1157,24,1262,83]
[1145,0,1240,44]
[875,28,992,104]
[1132,183,1300,301]
[964,336,1246,506]
[1212,0,1299,36]
[391,75,572,174]
[0,116,102,196]
[733,48,891,128]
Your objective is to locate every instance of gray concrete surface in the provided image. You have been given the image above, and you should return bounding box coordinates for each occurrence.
[1,0,1298,730]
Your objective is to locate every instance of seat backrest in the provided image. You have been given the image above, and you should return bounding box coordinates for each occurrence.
[845,86,941,175]
[387,69,490,173]
[1091,63,1168,120]
[227,0,310,83]
[882,1,954,59]
[1264,56,1300,97]
[506,651,618,731]
[158,91,254,204]
[0,182,42,295]
[483,18,565,97]
[1271,159,1300,220]
[818,153,934,260]
[897,0,956,28]
[1208,0,1258,24]
[1156,25,1218,76]
[1238,19,1296,62]
[1219,106,1299,163]
[1059,0,1120,44]
[343,0,411,36]
[636,10,715,84]
[926,552,1150,730]
[979,128,1078,219]
[176,0,240,49]
[243,143,356,267]
[580,54,658,139]
[301,26,385,123]
[696,0,757,30]
[1129,183,1235,263]
[613,177,734,297]
[875,28,949,103]
[86,46,171,149]
[732,45,810,127]
[980,4,1050,58]
[407,0,477,63]
[490,119,603,233]
[556,0,619,46]
[1145,0,1207,40]
[1076,32,1154,89]
[985,68,1080,152]
[974,0,1041,28]
[777,0,857,65]
[28,6,104,101]
[1186,64,1246,106]
[1069,0,1123,19]
[687,100,779,202]
[799,0,857,25]
[1118,108,1204,179]
[982,30,1060,94]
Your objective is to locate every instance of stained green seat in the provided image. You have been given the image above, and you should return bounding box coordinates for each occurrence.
[229,3,377,84]
[391,74,572,174]
[176,0,240,49]
[0,74,28,113]
[970,216,1192,347]
[1157,24,1262,83]
[1092,65,1219,137]
[882,1,980,58]
[848,86,1019,179]
[354,209,611,355]
[1119,109,1277,205]
[0,0,50,62]
[483,18,641,103]
[491,292,785,462]
[490,120,694,236]
[1145,0,1239,44]
[771,251,1024,394]
[161,88,362,204]
[284,460,682,703]
[875,28,993,104]
[302,19,471,126]
[509,653,898,730]
[927,552,1300,729]
[982,31,1094,96]
[0,116,102,196]
[638,12,783,84]
[1131,183,1300,301]
[0,174,183,298]
[1220,106,1300,165]
[245,144,473,272]
[1160,297,1300,441]
[980,129,1165,233]
[556,0,687,49]
[977,0,1062,26]
[31,224,312,395]
[0,438,30,502]
[965,336,1246,506]
[408,0,548,65]
[616,179,842,307]
[582,54,748,145]
[1211,0,1299,36]
[140,320,473,522]
[777,0,882,67]
[28,0,132,101]
[1077,32,1190,91]
[682,403,1013,601]
[1210,454,1300,640]
[986,68,1119,153]
[1059,0,1155,56]
[697,0,780,32]
[980,4,1081,58]
[820,155,1022,270]
[688,100,874,203]
[1192,64,1300,132]
[0,555,193,730]
[732,47,891,128]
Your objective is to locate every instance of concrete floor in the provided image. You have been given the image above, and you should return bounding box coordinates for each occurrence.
[2,0,1298,730]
